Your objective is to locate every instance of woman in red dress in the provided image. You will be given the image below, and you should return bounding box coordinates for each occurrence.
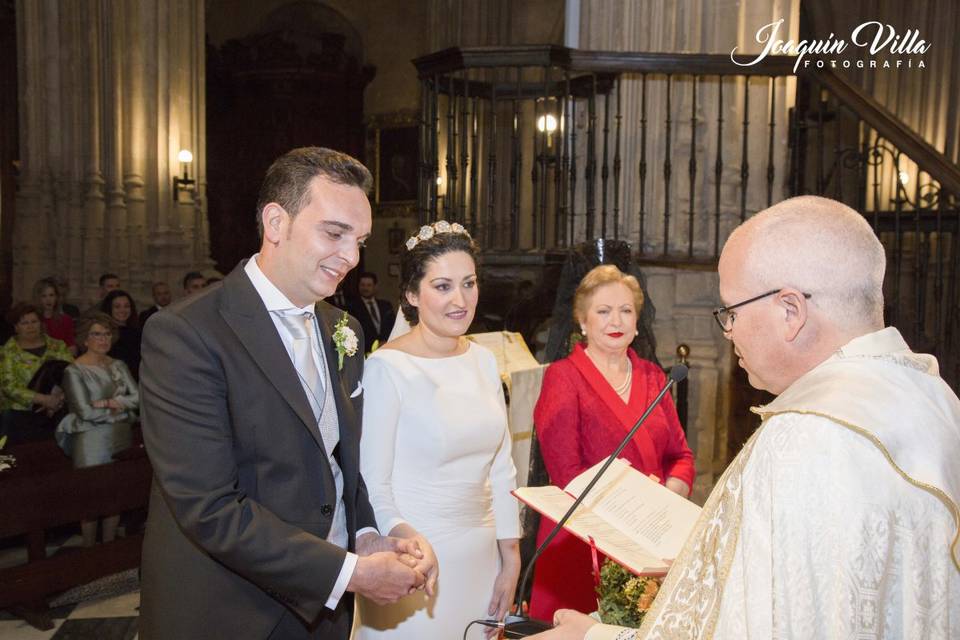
[529,265,695,620]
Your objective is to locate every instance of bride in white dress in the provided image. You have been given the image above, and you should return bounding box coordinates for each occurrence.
[356,221,521,639]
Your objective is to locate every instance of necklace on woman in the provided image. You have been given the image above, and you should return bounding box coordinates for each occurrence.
[613,357,633,397]
[586,347,633,398]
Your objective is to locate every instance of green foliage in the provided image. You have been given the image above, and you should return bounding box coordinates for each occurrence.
[595,559,661,628]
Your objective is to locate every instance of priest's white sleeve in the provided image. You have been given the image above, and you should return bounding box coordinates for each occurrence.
[715,412,960,639]
[585,623,637,640]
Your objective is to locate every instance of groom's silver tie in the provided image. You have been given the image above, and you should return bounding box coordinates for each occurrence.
[277,310,337,454]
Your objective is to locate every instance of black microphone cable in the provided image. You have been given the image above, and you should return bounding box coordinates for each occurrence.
[464,618,504,639]
[465,617,542,639]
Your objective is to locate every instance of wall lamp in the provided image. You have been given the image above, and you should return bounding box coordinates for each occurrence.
[173,149,195,193]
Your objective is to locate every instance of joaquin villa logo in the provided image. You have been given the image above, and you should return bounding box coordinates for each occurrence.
[731,19,931,73]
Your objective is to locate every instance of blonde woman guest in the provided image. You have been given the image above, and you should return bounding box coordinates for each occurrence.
[356,221,521,639]
[34,277,76,353]
[56,313,139,546]
[529,265,695,620]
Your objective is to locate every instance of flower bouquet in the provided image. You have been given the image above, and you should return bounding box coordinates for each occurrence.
[332,312,358,370]
[596,559,661,628]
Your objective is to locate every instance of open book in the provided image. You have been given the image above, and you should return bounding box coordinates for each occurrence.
[513,458,701,575]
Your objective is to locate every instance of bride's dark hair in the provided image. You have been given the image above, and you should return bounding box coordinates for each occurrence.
[399,230,479,325]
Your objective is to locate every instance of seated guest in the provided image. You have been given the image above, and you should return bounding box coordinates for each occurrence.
[182,271,206,296]
[0,302,74,445]
[56,313,139,546]
[100,290,141,380]
[34,277,76,353]
[530,196,960,640]
[84,273,122,315]
[350,271,395,352]
[529,265,694,621]
[98,273,121,298]
[139,281,172,326]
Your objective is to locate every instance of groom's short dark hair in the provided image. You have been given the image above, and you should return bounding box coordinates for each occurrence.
[255,147,372,240]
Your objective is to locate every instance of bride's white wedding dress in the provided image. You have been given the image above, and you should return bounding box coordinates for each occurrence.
[355,342,521,639]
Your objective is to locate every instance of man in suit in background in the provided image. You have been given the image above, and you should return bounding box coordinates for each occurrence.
[139,281,172,326]
[182,271,206,297]
[140,147,430,639]
[98,273,120,299]
[350,271,395,352]
[83,273,121,315]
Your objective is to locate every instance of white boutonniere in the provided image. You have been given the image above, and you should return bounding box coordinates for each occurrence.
[332,312,358,371]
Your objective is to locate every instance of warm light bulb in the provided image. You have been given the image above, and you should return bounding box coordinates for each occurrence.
[537,114,558,133]
[436,176,443,186]
[178,149,194,164]
[898,170,909,185]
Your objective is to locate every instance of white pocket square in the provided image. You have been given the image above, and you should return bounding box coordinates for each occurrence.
[350,382,363,398]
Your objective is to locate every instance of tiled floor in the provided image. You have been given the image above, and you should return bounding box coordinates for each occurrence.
[0,591,139,640]
[0,532,140,640]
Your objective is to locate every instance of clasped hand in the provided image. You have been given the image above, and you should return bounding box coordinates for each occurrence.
[34,387,64,416]
[350,532,437,605]
[93,397,123,412]
[526,609,598,639]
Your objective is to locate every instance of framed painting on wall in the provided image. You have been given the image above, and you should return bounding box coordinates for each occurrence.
[387,226,406,254]
[366,112,419,216]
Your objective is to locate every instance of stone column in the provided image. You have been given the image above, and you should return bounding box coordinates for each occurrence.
[13,0,212,307]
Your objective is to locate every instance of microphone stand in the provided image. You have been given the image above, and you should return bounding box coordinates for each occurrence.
[501,365,689,638]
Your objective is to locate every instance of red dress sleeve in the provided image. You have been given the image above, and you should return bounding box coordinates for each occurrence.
[533,361,586,488]
[657,372,696,492]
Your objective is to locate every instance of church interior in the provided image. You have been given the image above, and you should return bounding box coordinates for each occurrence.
[0,0,958,637]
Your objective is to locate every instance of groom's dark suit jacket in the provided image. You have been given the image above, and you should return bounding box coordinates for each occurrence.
[139,262,375,639]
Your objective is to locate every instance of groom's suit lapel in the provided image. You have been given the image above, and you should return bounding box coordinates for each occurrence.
[219,263,324,451]
[315,302,359,447]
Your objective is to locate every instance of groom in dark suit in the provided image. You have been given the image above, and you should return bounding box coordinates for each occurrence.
[139,148,429,639]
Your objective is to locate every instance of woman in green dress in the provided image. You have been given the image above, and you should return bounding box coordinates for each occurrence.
[0,302,73,444]
[56,313,139,546]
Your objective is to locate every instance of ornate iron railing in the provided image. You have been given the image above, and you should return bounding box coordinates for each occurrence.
[413,46,960,387]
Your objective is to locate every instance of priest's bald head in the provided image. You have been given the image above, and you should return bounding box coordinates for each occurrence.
[717,196,886,394]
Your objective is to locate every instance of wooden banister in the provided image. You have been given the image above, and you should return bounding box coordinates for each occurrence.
[811,68,960,196]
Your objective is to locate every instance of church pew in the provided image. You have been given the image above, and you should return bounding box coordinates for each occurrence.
[0,436,152,625]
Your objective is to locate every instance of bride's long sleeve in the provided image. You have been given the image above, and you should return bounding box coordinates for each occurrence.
[482,351,522,540]
[358,357,407,535]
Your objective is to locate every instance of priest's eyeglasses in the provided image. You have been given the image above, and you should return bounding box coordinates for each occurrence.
[713,289,812,332]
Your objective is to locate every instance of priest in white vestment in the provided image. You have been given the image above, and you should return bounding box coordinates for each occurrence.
[532,196,960,640]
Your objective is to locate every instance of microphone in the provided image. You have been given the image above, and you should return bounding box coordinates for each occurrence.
[503,364,689,637]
